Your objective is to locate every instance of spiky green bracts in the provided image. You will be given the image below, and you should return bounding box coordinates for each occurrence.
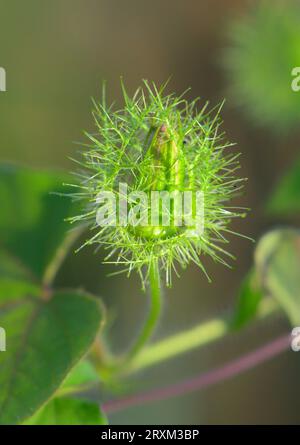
[69,81,247,286]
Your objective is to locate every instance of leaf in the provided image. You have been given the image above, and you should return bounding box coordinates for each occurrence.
[0,290,104,425]
[0,278,41,303]
[231,271,263,329]
[267,158,300,216]
[58,359,100,396]
[0,250,33,282]
[24,397,107,425]
[0,163,78,280]
[255,228,300,325]
[0,250,41,304]
[0,164,105,424]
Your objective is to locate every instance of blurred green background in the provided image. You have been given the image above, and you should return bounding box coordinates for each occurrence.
[1,0,300,424]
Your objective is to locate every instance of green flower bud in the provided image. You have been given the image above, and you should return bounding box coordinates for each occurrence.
[69,81,248,286]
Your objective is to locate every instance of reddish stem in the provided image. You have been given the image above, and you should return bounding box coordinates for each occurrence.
[103,333,291,414]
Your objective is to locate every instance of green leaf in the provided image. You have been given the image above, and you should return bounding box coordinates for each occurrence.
[58,359,100,396]
[24,397,107,425]
[0,278,41,303]
[0,164,105,424]
[0,290,104,425]
[0,250,33,282]
[0,163,77,280]
[0,250,41,305]
[267,158,300,216]
[255,228,300,325]
[231,271,263,329]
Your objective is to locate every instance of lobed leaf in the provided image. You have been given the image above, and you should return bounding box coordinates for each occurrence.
[0,288,104,425]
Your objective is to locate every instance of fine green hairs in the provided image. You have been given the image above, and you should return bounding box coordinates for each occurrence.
[69,81,247,287]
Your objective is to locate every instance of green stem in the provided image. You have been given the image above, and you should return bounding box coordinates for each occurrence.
[125,259,162,362]
[93,260,163,379]
[127,298,278,373]
[43,227,83,288]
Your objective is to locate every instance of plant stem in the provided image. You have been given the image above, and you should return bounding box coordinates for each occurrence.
[42,227,83,288]
[127,298,278,373]
[92,259,162,378]
[125,259,162,362]
[130,318,228,372]
[103,333,291,414]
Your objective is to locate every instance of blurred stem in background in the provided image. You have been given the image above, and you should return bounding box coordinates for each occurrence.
[103,332,291,415]
[95,295,278,381]
[127,297,278,374]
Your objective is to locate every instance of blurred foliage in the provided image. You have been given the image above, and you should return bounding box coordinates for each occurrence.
[0,164,104,425]
[255,228,300,326]
[0,290,103,425]
[223,0,300,132]
[267,157,300,215]
[0,164,76,279]
[25,397,107,425]
[232,271,263,329]
[59,359,100,396]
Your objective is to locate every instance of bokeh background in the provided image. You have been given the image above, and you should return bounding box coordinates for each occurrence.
[1,0,300,424]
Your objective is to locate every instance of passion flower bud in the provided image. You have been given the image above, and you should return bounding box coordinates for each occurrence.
[146,123,184,192]
[69,81,247,286]
[133,123,185,240]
